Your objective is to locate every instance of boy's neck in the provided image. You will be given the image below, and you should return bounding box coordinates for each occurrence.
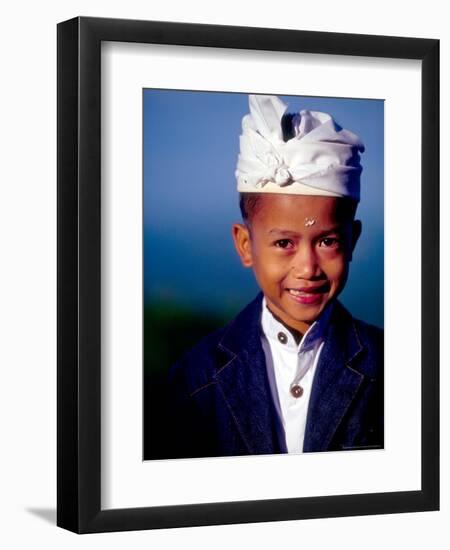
[265,305,305,345]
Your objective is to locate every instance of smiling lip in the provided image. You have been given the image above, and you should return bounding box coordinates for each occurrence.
[291,286,326,293]
[286,285,327,305]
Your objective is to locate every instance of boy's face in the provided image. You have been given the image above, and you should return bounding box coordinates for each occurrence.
[232,194,361,335]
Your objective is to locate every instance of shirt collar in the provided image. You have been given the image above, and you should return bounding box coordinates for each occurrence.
[261,295,333,353]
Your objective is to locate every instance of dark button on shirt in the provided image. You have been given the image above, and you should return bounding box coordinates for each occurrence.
[277,331,288,344]
[290,385,304,398]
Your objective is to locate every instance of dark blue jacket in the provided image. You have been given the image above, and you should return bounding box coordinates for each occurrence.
[166,292,383,458]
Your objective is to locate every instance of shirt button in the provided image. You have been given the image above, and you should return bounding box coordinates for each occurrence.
[277,331,287,344]
[291,385,304,398]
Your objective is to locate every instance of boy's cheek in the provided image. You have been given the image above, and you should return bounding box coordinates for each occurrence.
[324,254,348,272]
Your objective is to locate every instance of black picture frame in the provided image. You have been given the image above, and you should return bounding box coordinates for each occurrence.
[57,16,439,533]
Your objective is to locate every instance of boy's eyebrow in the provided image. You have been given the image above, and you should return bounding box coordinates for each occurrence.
[268,225,344,237]
[268,228,299,236]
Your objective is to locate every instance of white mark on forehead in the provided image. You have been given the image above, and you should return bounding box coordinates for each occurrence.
[304,217,316,227]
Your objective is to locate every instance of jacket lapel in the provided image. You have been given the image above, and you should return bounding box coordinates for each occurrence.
[214,292,284,455]
[303,302,365,452]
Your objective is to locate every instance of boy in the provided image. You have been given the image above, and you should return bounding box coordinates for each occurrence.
[166,95,383,458]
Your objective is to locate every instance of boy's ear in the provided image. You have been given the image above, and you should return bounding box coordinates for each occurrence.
[349,219,362,261]
[232,223,253,267]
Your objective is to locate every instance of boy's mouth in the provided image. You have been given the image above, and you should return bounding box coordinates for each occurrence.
[287,284,328,296]
[286,284,329,304]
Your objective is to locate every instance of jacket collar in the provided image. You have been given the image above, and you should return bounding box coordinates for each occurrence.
[214,292,367,454]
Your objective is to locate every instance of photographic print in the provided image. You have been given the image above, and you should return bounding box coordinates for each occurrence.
[143,90,384,460]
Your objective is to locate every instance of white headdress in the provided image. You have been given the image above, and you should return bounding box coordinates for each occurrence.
[235,95,365,201]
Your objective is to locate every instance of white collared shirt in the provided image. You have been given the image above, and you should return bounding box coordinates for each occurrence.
[260,297,332,453]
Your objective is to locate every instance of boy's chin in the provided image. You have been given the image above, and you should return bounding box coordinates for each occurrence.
[290,309,323,326]
[266,296,330,331]
[283,295,335,324]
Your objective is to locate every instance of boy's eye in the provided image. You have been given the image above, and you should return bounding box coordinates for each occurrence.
[274,239,294,249]
[319,237,341,248]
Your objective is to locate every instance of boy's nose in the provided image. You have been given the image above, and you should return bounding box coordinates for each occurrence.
[291,245,320,279]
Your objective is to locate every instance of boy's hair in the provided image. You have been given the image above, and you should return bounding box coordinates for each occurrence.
[239,193,262,225]
[239,192,359,226]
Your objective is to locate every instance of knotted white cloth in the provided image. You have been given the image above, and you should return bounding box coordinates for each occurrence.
[235,95,365,200]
